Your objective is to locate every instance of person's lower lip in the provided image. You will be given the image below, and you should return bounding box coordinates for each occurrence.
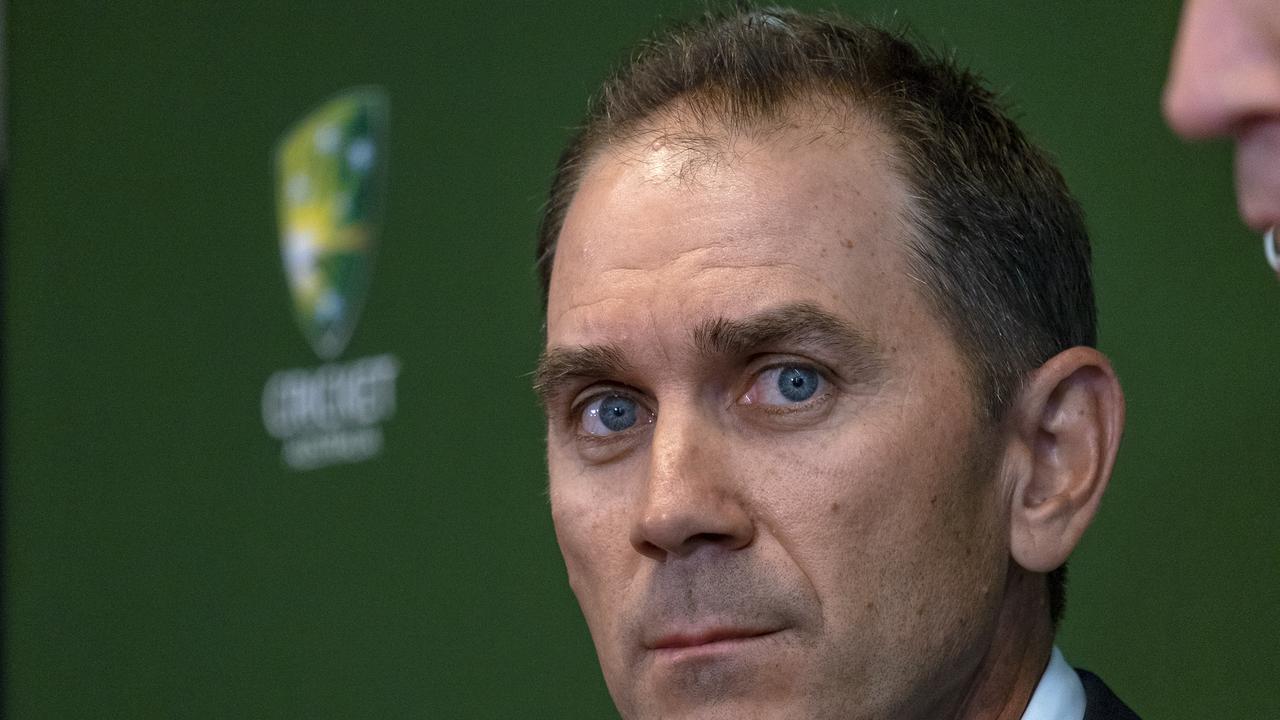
[649,630,781,662]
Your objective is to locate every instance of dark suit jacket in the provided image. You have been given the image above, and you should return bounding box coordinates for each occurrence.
[1078,669,1140,720]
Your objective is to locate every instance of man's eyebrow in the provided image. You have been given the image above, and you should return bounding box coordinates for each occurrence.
[533,303,883,406]
[533,343,629,407]
[692,302,883,368]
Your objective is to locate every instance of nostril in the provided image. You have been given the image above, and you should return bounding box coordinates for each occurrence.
[630,518,755,560]
[633,532,752,562]
[689,531,748,549]
[631,538,667,562]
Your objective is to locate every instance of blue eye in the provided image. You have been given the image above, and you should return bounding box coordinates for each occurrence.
[582,393,649,436]
[777,366,820,402]
[741,364,827,407]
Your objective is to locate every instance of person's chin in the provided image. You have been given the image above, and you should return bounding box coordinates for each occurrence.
[1234,121,1280,232]
[633,630,800,717]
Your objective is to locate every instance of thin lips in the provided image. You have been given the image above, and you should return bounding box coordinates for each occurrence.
[647,627,777,650]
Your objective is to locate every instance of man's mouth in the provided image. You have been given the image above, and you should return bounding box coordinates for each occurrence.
[647,626,780,651]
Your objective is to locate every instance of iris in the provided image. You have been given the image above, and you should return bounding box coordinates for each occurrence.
[597,394,638,432]
[777,366,820,402]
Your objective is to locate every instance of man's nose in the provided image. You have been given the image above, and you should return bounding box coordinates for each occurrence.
[628,405,754,560]
[1163,0,1280,139]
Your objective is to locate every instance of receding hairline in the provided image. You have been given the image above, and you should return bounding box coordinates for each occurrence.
[535,4,1090,625]
[574,90,904,190]
[544,90,1003,423]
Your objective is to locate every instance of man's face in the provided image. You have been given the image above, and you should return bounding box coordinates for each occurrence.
[540,120,1012,720]
[1165,0,1280,244]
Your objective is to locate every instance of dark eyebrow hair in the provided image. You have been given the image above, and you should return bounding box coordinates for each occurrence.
[532,343,629,407]
[532,303,883,408]
[692,302,882,369]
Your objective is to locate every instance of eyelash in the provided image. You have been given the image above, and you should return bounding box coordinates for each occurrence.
[567,360,836,438]
[570,388,654,442]
[743,361,835,409]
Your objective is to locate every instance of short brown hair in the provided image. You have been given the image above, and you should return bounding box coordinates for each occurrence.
[536,5,1090,624]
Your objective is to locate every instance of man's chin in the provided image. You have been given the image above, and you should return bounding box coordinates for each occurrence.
[622,698,806,720]
[618,684,814,720]
[618,632,804,719]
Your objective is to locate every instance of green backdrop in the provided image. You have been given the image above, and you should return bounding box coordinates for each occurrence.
[5,1,1277,717]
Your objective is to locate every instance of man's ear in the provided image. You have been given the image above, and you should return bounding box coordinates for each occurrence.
[1003,346,1125,573]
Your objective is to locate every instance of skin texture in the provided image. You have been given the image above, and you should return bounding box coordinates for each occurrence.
[1165,0,1280,245]
[539,112,1124,720]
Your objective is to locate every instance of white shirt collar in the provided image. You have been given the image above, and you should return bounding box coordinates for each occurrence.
[1020,646,1087,720]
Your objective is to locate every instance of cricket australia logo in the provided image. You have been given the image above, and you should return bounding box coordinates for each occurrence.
[278,87,385,358]
[261,88,401,471]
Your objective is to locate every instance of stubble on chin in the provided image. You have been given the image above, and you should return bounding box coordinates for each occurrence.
[605,554,816,719]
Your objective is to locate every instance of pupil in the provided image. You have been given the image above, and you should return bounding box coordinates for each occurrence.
[599,395,638,432]
[777,366,819,402]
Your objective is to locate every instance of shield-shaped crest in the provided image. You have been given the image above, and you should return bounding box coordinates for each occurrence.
[274,87,389,360]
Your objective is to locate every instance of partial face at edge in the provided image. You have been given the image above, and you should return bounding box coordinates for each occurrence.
[541,123,1012,720]
[1165,0,1280,247]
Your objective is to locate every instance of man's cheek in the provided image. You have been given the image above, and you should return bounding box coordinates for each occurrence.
[551,496,594,583]
[551,491,625,608]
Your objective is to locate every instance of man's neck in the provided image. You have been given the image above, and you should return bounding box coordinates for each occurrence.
[951,566,1057,720]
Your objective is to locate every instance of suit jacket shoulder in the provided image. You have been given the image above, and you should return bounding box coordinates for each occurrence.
[1076,668,1140,720]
